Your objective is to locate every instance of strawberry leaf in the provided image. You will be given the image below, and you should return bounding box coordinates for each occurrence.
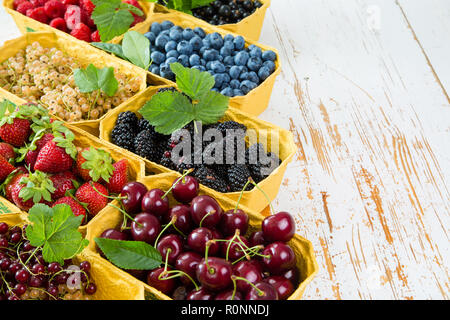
[80,147,114,182]
[18,170,56,203]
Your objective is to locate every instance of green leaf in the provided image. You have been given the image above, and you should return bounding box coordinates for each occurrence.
[119,2,144,16]
[92,2,135,42]
[18,171,56,203]
[97,67,119,97]
[0,99,16,120]
[191,0,214,9]
[91,42,127,60]
[139,91,195,135]
[122,31,151,70]
[26,204,88,265]
[194,91,229,124]
[80,147,114,182]
[25,27,35,32]
[170,62,215,100]
[94,238,162,270]
[73,64,118,97]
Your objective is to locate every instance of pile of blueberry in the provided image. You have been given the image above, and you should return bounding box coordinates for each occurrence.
[145,21,277,97]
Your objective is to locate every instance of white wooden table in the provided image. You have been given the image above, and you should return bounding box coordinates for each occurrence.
[0,0,448,300]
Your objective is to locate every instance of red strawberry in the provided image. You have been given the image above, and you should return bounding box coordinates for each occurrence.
[29,0,46,7]
[70,22,92,42]
[10,174,34,210]
[13,0,27,10]
[34,140,74,173]
[49,171,77,200]
[64,5,82,30]
[26,7,49,24]
[44,0,66,19]
[25,149,39,171]
[0,155,15,182]
[0,143,15,162]
[36,133,55,150]
[90,30,100,42]
[75,182,108,216]
[16,1,34,15]
[52,196,87,219]
[75,147,114,183]
[75,147,91,181]
[4,169,27,202]
[105,159,129,194]
[0,118,31,147]
[50,18,69,32]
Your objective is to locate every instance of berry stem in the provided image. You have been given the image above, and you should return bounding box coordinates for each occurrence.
[199,210,216,228]
[159,270,199,291]
[107,203,143,228]
[154,216,177,248]
[234,178,252,213]
[249,178,275,215]
[91,183,127,200]
[231,275,265,296]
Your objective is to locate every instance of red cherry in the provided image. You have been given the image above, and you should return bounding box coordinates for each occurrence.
[282,268,299,285]
[262,242,296,275]
[186,287,215,300]
[187,227,219,255]
[131,213,161,244]
[172,175,199,204]
[245,281,278,300]
[220,235,249,261]
[265,276,294,300]
[190,195,223,228]
[175,251,202,286]
[233,260,263,293]
[0,222,8,234]
[147,267,176,295]
[165,204,192,234]
[196,257,233,292]
[219,209,249,236]
[248,230,268,247]
[141,189,169,217]
[262,211,296,242]
[120,182,148,214]
[215,289,243,300]
[100,228,129,241]
[156,234,184,265]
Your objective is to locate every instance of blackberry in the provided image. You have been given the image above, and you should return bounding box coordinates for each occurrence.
[157,87,177,94]
[216,121,247,136]
[245,144,281,182]
[159,152,178,171]
[138,118,154,133]
[111,123,136,152]
[212,164,229,181]
[193,166,230,193]
[191,0,263,25]
[116,111,139,129]
[134,130,164,162]
[227,164,253,192]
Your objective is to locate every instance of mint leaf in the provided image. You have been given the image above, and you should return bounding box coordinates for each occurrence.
[92,2,134,42]
[194,91,229,124]
[95,238,162,270]
[170,62,215,100]
[122,31,151,70]
[74,64,118,97]
[91,42,127,60]
[26,204,88,265]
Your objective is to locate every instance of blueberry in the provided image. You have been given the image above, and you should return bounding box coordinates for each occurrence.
[224,56,235,66]
[200,58,206,66]
[189,36,203,51]
[169,29,183,42]
[202,38,211,49]
[220,47,232,57]
[263,60,276,73]
[206,61,213,70]
[144,32,156,44]
[233,36,245,51]
[229,79,240,89]
[166,50,179,59]
[247,71,259,84]
[262,50,277,62]
[182,28,195,41]
[155,35,170,49]
[220,87,234,97]
[160,30,170,38]
[218,55,224,62]
[189,54,201,66]
[220,82,229,91]
[247,56,262,72]
[203,49,219,61]
[199,46,208,57]
[223,41,234,51]
[209,32,224,50]
[192,65,206,72]
[161,70,175,81]
[211,61,226,73]
[177,54,190,67]
[164,40,177,52]
[249,47,262,59]
[194,27,206,38]
[177,40,193,55]
[234,51,250,66]
[166,57,178,65]
[222,73,231,84]
[239,72,249,81]
[150,65,160,75]
[233,89,244,96]
[150,22,161,35]
[240,80,257,94]
[229,65,242,79]
[258,66,271,81]
[248,44,258,51]
[151,51,166,65]
[161,21,174,31]
[170,25,183,33]
[213,73,225,88]
[224,34,234,42]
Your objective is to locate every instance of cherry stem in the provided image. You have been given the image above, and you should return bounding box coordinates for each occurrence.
[234,178,252,213]
[204,240,214,274]
[159,270,199,291]
[199,210,216,228]
[91,183,127,200]
[154,216,177,248]
[249,178,275,215]
[107,203,142,228]
[162,248,172,274]
[231,275,265,296]
[162,168,194,199]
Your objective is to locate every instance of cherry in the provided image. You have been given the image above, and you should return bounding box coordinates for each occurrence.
[156,234,184,265]
[10,226,21,234]
[172,175,199,204]
[186,287,215,300]
[262,212,296,242]
[282,268,299,285]
[28,275,45,287]
[85,283,97,295]
[22,241,35,252]
[131,213,161,244]
[0,236,8,248]
[9,261,22,274]
[190,195,223,228]
[215,289,243,300]
[233,261,263,293]
[47,286,59,299]
[221,235,249,261]
[172,286,188,300]
[219,209,249,237]
[147,267,176,295]
[262,242,296,275]
[120,182,148,214]
[249,230,267,247]
[47,262,62,274]
[80,261,91,272]
[0,222,8,234]
[31,263,45,274]
[13,283,27,296]
[100,228,129,241]
[15,269,30,284]
[175,251,202,286]
[141,189,169,217]
[196,257,233,291]
[165,205,192,234]
[245,281,278,300]
[187,227,219,255]
[0,258,11,271]
[9,232,21,244]
[265,276,294,300]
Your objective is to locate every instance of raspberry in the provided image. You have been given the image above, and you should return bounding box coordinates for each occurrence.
[64,4,82,30]
[70,22,92,42]
[49,17,68,32]
[26,7,49,24]
[29,0,46,7]
[16,1,34,15]
[62,0,79,5]
[131,15,145,27]
[13,0,27,10]
[79,0,95,27]
[44,0,66,19]
[90,30,100,42]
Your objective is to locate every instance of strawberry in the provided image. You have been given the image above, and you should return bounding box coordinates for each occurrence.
[16,1,34,15]
[13,0,27,10]
[90,30,100,42]
[34,140,74,173]
[52,196,87,219]
[0,155,15,182]
[10,171,54,211]
[4,169,27,202]
[75,147,114,182]
[26,7,49,24]
[49,171,77,200]
[64,5,82,30]
[25,149,39,171]
[0,118,31,147]
[105,159,129,194]
[0,143,15,162]
[44,0,66,19]
[75,182,108,216]
[36,132,55,150]
[10,174,34,210]
[70,22,92,42]
[50,17,68,32]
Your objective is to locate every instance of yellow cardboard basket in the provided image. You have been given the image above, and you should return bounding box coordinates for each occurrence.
[83,172,318,300]
[0,31,149,136]
[153,0,271,41]
[100,12,281,117]
[98,85,297,213]
[0,214,144,300]
[2,0,155,45]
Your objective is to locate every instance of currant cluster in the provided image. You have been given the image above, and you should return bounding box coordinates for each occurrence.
[0,42,141,121]
[191,0,264,26]
[100,174,298,300]
[0,222,96,300]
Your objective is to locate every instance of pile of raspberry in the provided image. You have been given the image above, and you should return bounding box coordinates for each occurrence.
[12,0,145,43]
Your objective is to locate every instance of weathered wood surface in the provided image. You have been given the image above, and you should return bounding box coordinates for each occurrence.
[0,0,448,300]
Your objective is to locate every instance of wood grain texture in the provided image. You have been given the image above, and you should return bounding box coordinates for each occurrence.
[257,0,449,300]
